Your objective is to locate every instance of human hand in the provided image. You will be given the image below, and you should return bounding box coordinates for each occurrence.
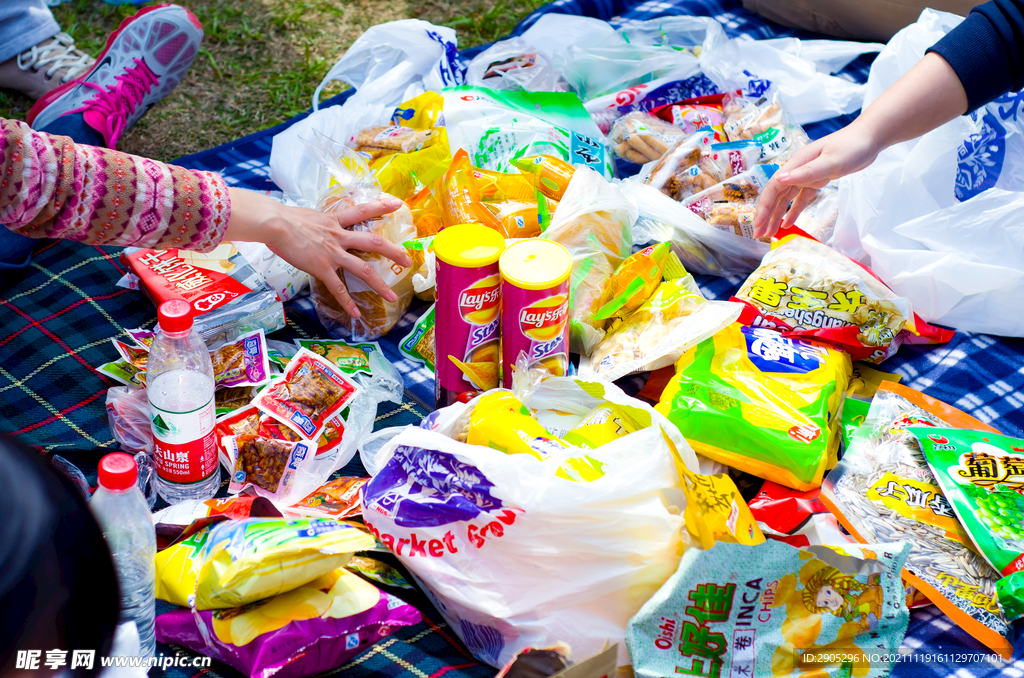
[225,188,412,319]
[752,125,880,239]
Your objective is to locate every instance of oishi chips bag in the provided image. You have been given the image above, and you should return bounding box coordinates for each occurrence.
[821,383,1013,658]
[156,568,421,678]
[657,324,851,491]
[734,232,953,364]
[155,517,374,609]
[911,427,1024,624]
[628,541,911,678]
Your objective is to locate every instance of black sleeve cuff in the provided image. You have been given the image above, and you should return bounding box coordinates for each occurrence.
[928,11,1015,113]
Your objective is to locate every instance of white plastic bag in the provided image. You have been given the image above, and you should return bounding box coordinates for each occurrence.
[465,37,568,92]
[542,167,636,355]
[360,375,694,668]
[270,20,462,203]
[834,9,1024,336]
[700,35,882,125]
[622,179,769,276]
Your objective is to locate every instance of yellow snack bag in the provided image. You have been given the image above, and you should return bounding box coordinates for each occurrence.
[594,242,672,321]
[391,91,444,129]
[562,403,645,449]
[512,154,576,201]
[678,464,765,549]
[466,391,568,460]
[370,128,450,202]
[155,518,375,610]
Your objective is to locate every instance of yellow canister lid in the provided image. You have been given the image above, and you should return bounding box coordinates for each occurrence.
[499,239,572,290]
[433,224,506,268]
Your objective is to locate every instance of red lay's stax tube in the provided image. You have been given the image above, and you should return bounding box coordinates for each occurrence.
[499,240,573,388]
[433,224,506,408]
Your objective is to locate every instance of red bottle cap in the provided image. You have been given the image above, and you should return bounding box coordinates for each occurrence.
[158,299,193,333]
[98,452,138,492]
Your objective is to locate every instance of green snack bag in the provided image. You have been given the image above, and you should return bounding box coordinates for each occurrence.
[98,360,145,387]
[910,427,1024,621]
[628,540,911,678]
[399,304,435,372]
[840,397,870,449]
[293,338,380,376]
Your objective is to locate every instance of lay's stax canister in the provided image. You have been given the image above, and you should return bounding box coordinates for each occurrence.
[433,224,505,408]
[499,240,572,388]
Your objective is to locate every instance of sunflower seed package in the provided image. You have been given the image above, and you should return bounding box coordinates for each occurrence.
[821,382,1013,658]
[911,427,1024,625]
[627,540,911,678]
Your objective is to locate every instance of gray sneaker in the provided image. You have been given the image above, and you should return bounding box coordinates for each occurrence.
[0,32,95,100]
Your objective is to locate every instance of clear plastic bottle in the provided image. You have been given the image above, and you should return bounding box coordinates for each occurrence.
[148,299,220,503]
[91,453,157,659]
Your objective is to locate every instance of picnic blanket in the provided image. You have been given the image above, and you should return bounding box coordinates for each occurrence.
[2,0,1023,675]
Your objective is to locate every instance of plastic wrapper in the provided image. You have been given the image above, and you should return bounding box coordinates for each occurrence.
[541,167,636,356]
[442,86,611,177]
[820,382,1013,658]
[594,242,673,321]
[352,125,438,160]
[399,304,435,372]
[216,387,253,415]
[512,154,575,202]
[794,182,840,244]
[361,373,695,667]
[643,131,717,201]
[231,240,310,303]
[293,339,379,376]
[722,87,811,164]
[156,568,420,678]
[225,435,314,502]
[154,517,374,609]
[585,72,723,134]
[657,323,851,491]
[609,112,689,165]
[345,555,413,589]
[628,540,912,678]
[705,140,763,179]
[912,427,1024,626]
[305,132,416,341]
[624,180,770,277]
[122,245,285,347]
[369,130,451,204]
[668,99,726,137]
[682,164,778,240]
[438,149,504,231]
[253,348,361,441]
[465,37,569,92]
[106,385,153,456]
[586,274,743,381]
[677,463,765,549]
[286,477,368,520]
[734,232,954,364]
[749,481,854,549]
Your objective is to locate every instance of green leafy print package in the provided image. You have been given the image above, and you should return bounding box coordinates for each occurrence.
[442,86,612,177]
[628,540,911,678]
[910,427,1024,621]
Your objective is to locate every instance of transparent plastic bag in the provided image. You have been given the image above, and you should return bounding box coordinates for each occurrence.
[643,131,718,201]
[105,385,153,456]
[609,112,689,165]
[794,182,840,244]
[722,87,810,164]
[465,37,569,92]
[304,132,416,340]
[682,163,778,241]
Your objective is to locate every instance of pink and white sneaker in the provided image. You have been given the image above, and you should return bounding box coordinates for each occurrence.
[27,4,203,149]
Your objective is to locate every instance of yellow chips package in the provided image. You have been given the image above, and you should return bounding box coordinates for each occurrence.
[370,128,450,202]
[466,391,567,460]
[155,518,375,610]
[562,403,645,449]
[679,465,765,549]
[595,242,672,321]
[512,154,576,201]
[657,323,851,491]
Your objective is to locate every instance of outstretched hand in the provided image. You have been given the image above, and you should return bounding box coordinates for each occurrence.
[224,188,412,319]
[752,125,881,240]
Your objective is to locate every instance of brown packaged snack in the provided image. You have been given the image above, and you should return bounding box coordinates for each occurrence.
[609,112,688,164]
[643,131,720,201]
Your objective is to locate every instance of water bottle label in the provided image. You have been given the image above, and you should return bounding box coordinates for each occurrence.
[152,397,218,484]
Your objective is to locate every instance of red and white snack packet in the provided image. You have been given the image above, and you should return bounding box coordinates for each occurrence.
[253,348,360,441]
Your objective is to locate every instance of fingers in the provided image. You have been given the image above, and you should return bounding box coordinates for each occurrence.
[780,187,818,231]
[753,175,788,237]
[341,228,413,268]
[334,197,404,228]
[320,267,361,319]
[335,249,399,303]
[755,184,800,240]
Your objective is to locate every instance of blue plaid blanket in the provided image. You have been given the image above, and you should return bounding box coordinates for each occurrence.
[2,0,1017,674]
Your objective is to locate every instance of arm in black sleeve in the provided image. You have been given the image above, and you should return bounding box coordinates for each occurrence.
[927,0,1024,113]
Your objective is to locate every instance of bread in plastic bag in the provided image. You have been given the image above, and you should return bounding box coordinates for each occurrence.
[609,112,689,165]
[541,167,636,355]
[642,131,717,201]
[304,132,416,340]
[722,87,810,164]
[682,163,779,241]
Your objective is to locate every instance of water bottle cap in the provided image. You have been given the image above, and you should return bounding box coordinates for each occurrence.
[98,452,137,491]
[158,299,193,333]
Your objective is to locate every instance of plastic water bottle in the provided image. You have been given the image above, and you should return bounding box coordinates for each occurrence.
[148,299,220,503]
[91,453,157,660]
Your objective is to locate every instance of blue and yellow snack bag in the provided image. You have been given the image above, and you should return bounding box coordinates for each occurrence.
[656,323,851,491]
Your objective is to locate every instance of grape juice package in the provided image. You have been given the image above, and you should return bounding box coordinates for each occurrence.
[910,427,1024,621]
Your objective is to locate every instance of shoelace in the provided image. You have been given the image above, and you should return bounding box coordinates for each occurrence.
[17,32,95,83]
[68,58,160,148]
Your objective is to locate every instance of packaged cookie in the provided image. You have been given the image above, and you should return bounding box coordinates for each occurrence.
[352,125,438,160]
[609,112,689,164]
[253,348,360,441]
[722,87,810,164]
[682,164,778,240]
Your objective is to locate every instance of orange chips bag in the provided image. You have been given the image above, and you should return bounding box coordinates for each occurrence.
[512,155,575,201]
[439,149,503,231]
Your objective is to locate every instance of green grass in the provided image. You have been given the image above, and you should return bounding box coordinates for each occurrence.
[0,0,548,162]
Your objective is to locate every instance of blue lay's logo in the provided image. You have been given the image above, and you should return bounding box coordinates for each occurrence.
[290,411,315,436]
[363,445,503,528]
[741,326,827,374]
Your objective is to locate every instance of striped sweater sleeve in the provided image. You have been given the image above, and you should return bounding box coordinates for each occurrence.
[0,117,231,253]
